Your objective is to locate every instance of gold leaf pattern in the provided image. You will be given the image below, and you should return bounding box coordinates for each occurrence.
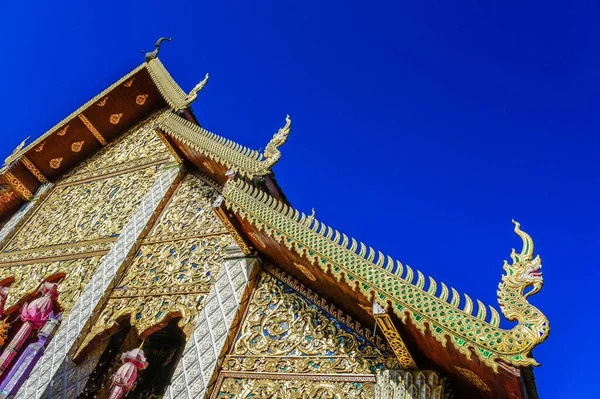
[135,94,148,105]
[71,141,84,153]
[56,126,69,136]
[96,97,108,107]
[109,113,123,125]
[49,158,63,169]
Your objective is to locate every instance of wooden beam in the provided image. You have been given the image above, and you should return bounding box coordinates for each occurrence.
[77,114,107,145]
[1,172,32,201]
[20,156,48,183]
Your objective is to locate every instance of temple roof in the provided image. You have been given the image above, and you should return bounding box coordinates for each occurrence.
[0,54,546,398]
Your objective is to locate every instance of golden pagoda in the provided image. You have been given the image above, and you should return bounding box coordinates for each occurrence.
[0,39,548,398]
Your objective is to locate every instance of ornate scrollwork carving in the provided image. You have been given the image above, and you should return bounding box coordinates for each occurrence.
[217,377,375,398]
[224,271,398,375]
[3,166,158,252]
[63,111,171,184]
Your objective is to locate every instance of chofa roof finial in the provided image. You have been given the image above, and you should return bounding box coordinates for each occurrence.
[174,73,210,112]
[143,37,173,62]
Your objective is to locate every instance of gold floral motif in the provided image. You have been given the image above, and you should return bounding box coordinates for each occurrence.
[71,141,84,153]
[96,97,109,107]
[217,378,374,399]
[148,173,224,241]
[124,78,134,87]
[455,367,491,392]
[0,256,104,313]
[35,142,45,152]
[135,94,148,105]
[225,271,398,375]
[109,113,123,125]
[78,114,107,146]
[49,158,63,169]
[56,126,69,136]
[221,178,549,371]
[63,111,171,183]
[4,166,158,252]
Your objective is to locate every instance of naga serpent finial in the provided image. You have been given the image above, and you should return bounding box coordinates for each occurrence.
[143,37,173,62]
[258,115,291,174]
[497,220,549,364]
[174,73,210,112]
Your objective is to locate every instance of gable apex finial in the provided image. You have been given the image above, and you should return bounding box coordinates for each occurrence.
[142,37,173,62]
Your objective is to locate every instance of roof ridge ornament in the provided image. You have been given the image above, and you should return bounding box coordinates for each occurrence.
[258,115,291,174]
[143,37,173,62]
[4,136,30,166]
[174,73,210,112]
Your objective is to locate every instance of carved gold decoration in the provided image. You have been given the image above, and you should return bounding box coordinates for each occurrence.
[78,114,107,145]
[4,136,29,165]
[221,178,549,371]
[260,114,291,174]
[0,238,114,267]
[0,321,7,348]
[0,256,104,313]
[217,377,374,399]
[455,366,491,392]
[173,73,209,112]
[374,312,416,369]
[96,97,109,107]
[224,271,398,375]
[49,158,63,169]
[160,112,278,179]
[71,141,84,153]
[293,262,316,282]
[124,78,134,87]
[21,156,48,183]
[213,197,251,255]
[109,113,123,125]
[135,94,148,105]
[76,172,233,356]
[62,111,171,185]
[35,142,45,152]
[146,58,188,110]
[375,370,451,399]
[3,172,33,201]
[4,166,158,252]
[56,126,69,136]
[148,173,225,241]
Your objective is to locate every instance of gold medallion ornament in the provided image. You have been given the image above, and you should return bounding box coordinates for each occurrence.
[455,367,491,392]
[35,142,45,152]
[49,158,63,169]
[135,94,148,105]
[71,141,84,153]
[56,125,69,136]
[109,113,123,125]
[124,78,134,87]
[96,96,108,107]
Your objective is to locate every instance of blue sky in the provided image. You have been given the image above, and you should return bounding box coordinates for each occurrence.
[1,1,597,397]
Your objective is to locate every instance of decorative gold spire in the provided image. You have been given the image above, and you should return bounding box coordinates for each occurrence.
[174,73,209,112]
[259,115,291,174]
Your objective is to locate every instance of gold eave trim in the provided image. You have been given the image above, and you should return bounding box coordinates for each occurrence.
[220,178,547,371]
[146,58,188,109]
[159,112,270,178]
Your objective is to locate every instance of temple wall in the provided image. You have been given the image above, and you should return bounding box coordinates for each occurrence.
[2,111,178,398]
[210,265,401,399]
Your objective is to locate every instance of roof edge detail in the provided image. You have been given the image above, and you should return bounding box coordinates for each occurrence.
[159,112,290,178]
[146,58,188,109]
[220,177,550,372]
